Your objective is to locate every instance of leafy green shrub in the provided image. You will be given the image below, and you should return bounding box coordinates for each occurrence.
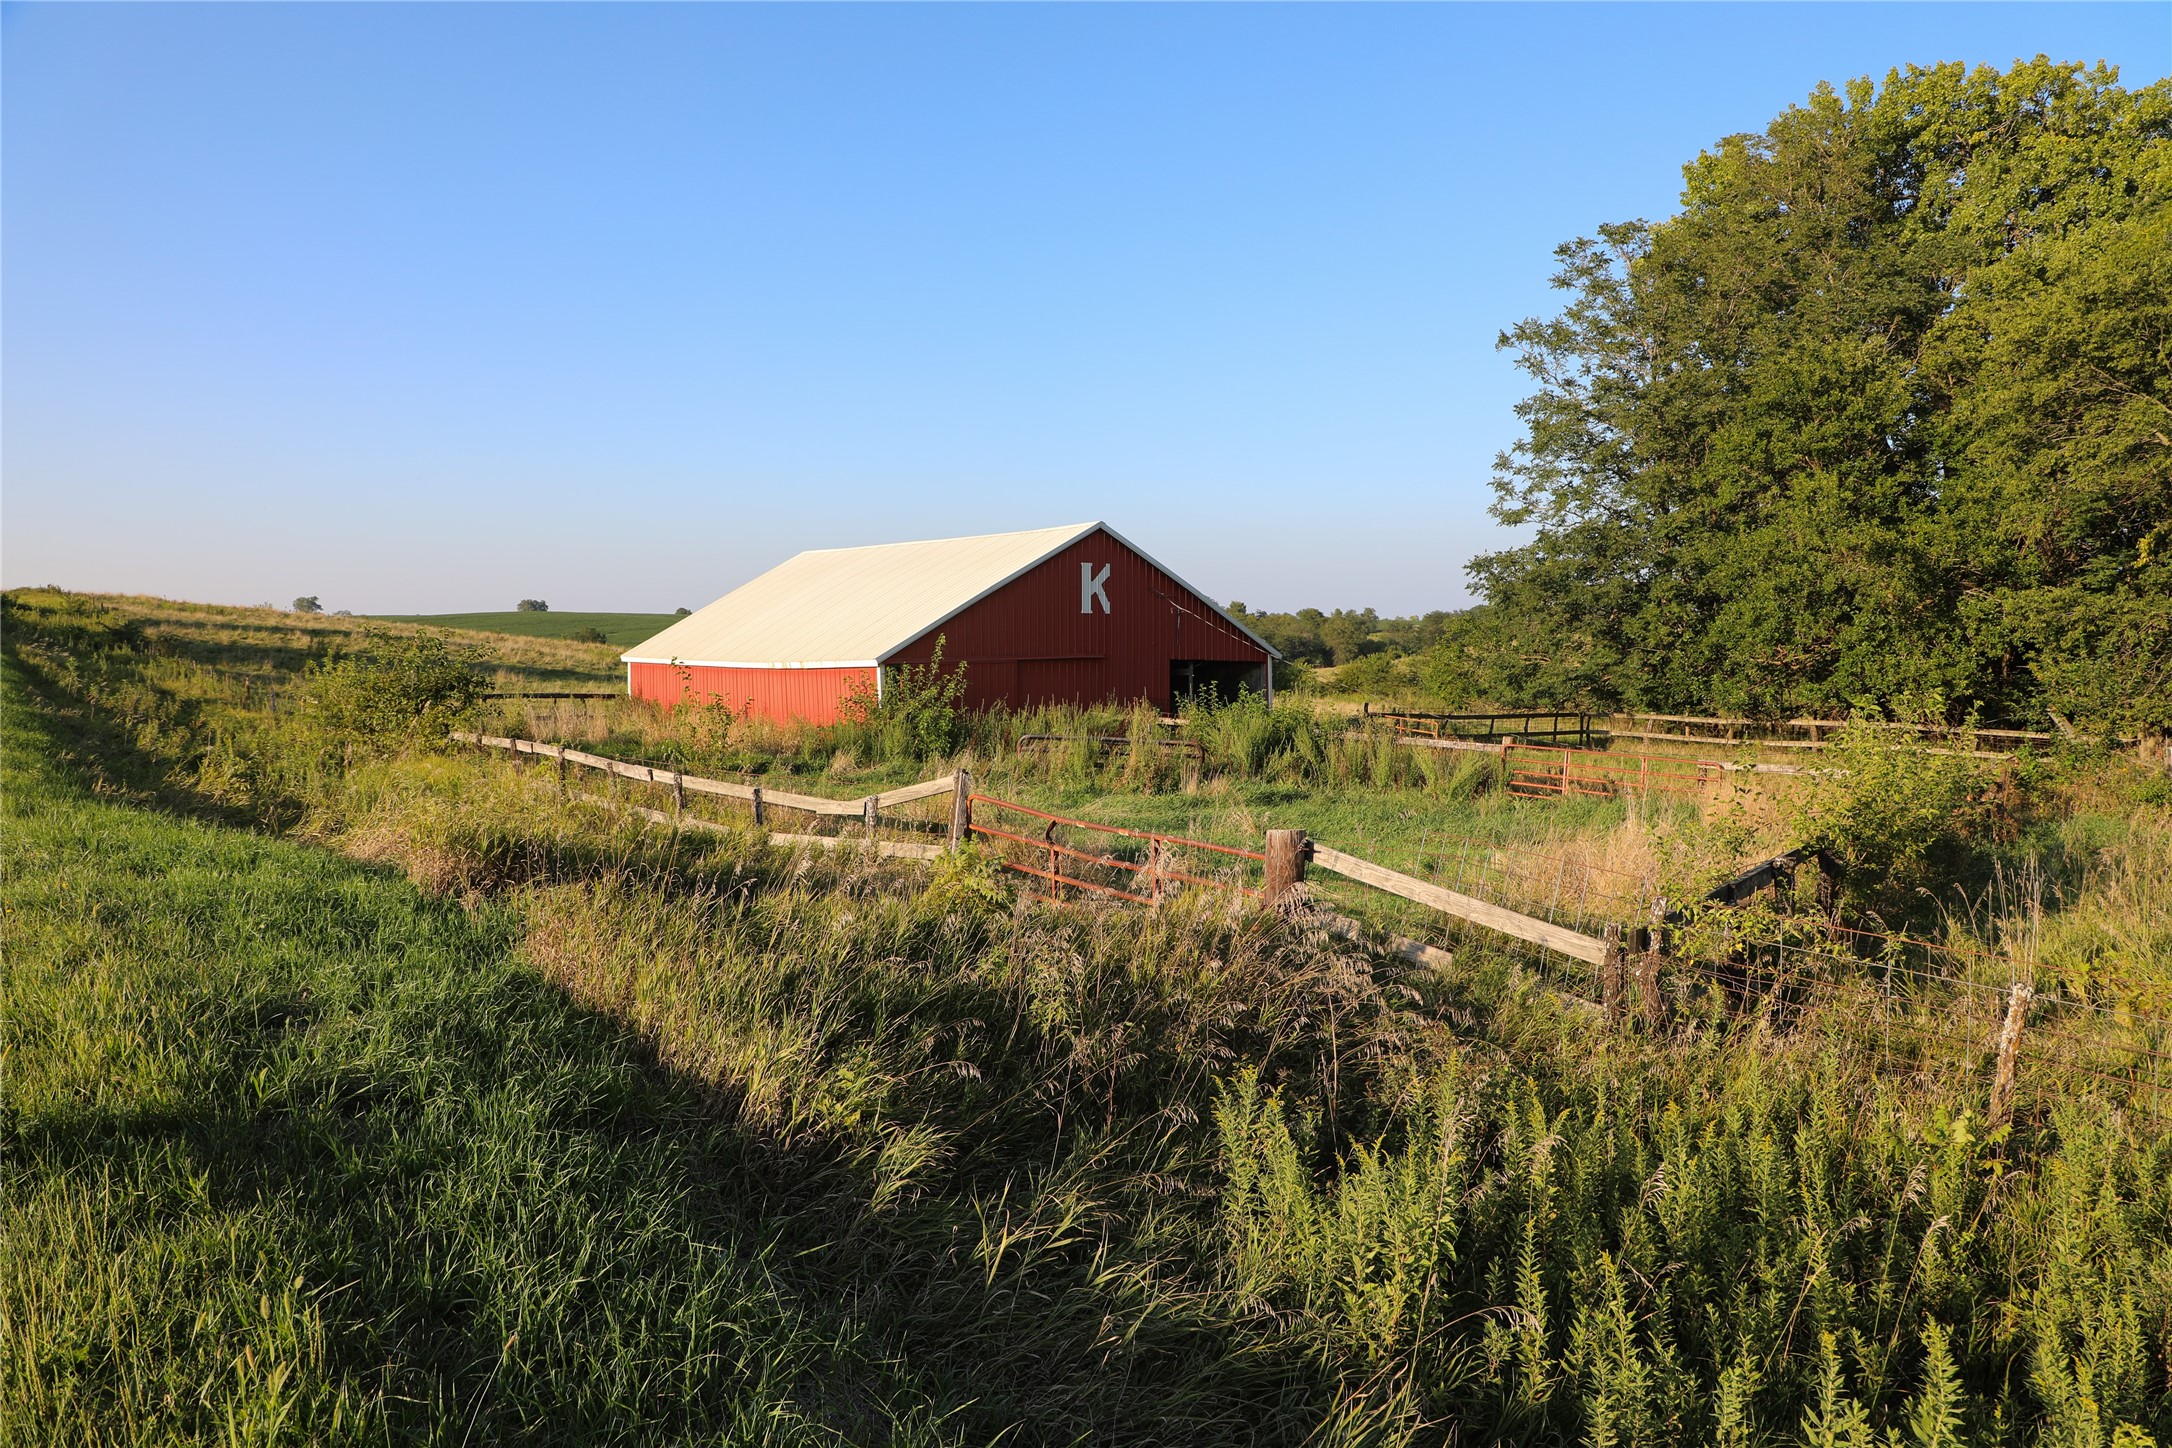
[840,635,970,762]
[1325,652,1406,698]
[919,843,1011,917]
[1789,713,1994,922]
[301,630,489,750]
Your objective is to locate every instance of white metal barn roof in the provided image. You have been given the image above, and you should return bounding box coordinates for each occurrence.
[622,521,1275,669]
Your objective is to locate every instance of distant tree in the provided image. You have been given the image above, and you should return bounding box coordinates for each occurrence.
[517,599,549,612]
[292,596,322,614]
[674,607,692,618]
[1319,609,1383,665]
[569,625,608,644]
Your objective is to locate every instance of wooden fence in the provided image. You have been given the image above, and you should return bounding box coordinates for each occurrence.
[452,731,2164,1124]
[452,733,967,860]
[1603,711,2066,755]
[1367,706,1594,748]
[455,731,1615,970]
[1362,703,2123,761]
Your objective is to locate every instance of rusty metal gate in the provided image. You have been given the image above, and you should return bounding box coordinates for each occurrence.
[967,794,1263,902]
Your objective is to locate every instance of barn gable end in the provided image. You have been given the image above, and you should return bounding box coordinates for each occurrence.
[880,525,1272,712]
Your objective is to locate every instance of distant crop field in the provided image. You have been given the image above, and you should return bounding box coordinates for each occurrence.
[368,610,678,646]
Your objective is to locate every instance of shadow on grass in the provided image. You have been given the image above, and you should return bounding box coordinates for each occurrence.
[4,651,1333,1446]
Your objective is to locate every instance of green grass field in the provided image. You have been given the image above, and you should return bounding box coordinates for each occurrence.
[368,611,680,646]
[1,654,952,1442]
[9,588,2172,1446]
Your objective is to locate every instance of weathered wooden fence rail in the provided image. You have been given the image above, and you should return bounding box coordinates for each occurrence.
[1604,711,2070,754]
[1378,728,1817,782]
[1366,706,1594,748]
[1013,733,1206,762]
[1367,704,2104,759]
[572,791,947,861]
[453,732,962,825]
[1304,840,1607,964]
[484,691,621,701]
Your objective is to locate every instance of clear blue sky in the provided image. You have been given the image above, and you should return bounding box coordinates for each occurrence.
[5,3,2165,617]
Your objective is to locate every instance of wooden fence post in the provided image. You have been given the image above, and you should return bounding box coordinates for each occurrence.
[1638,897,1668,1028]
[750,785,765,827]
[1988,982,2035,1130]
[672,769,684,817]
[1814,853,1838,923]
[1601,923,1625,1022]
[864,796,878,838]
[1264,829,1309,907]
[947,771,973,852]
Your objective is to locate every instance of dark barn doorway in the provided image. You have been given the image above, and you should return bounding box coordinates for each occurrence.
[1171,659,1266,705]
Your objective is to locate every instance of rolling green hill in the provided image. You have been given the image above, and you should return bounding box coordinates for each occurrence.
[367,611,680,647]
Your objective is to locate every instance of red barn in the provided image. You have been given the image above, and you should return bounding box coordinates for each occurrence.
[622,522,1277,724]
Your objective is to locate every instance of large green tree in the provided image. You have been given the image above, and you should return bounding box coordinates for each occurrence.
[1467,59,2171,729]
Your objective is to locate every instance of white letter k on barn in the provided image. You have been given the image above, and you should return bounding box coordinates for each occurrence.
[1080,563,1111,615]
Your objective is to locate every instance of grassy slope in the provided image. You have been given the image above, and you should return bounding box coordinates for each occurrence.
[370,612,678,647]
[0,655,982,1444]
[12,590,2172,1446]
[1,632,1338,1445]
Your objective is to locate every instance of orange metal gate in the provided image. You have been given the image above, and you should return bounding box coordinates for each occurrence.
[967,794,1263,902]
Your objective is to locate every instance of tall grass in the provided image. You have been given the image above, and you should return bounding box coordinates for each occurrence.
[9,586,2172,1446]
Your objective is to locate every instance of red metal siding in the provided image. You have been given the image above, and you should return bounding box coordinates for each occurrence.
[628,660,876,726]
[882,528,1268,712]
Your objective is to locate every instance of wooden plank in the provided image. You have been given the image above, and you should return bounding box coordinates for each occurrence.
[1392,736,1502,755]
[872,775,960,809]
[483,691,620,700]
[459,734,916,815]
[571,793,945,860]
[675,775,765,805]
[682,775,859,815]
[1606,729,1818,749]
[578,795,733,835]
[1309,844,1607,965]
[1707,853,1798,905]
[553,744,857,813]
[757,787,865,817]
[769,832,946,861]
[1317,911,1454,970]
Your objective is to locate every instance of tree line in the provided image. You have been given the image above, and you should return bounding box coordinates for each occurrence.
[1266,60,2168,733]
